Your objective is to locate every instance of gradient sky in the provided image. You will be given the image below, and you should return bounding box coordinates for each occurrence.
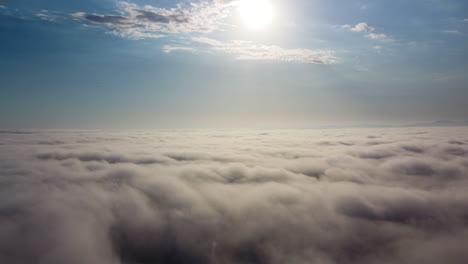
[1,0,467,129]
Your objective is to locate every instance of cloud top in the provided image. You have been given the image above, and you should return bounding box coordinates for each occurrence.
[1,128,468,264]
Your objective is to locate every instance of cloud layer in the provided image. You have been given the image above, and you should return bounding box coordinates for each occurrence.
[1,128,468,264]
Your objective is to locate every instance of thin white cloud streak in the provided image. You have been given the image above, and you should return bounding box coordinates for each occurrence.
[442,30,463,35]
[36,10,58,22]
[108,30,165,39]
[163,45,195,53]
[191,37,338,64]
[366,33,393,42]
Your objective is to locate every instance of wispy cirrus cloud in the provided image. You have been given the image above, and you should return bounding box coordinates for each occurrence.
[71,1,236,39]
[442,30,463,35]
[162,45,196,53]
[366,33,393,42]
[36,10,58,22]
[191,37,338,64]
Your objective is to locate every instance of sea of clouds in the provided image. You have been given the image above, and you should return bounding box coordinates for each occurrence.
[1,127,468,264]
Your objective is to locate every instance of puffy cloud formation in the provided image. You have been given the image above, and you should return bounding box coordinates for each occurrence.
[343,22,393,42]
[345,22,375,33]
[191,37,338,64]
[72,1,236,39]
[1,128,468,264]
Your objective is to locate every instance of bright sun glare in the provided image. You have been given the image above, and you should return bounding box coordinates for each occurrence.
[239,0,274,29]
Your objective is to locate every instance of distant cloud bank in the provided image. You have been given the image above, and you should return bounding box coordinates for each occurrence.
[1,128,468,263]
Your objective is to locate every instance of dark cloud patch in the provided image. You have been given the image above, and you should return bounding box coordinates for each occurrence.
[356,150,395,160]
[366,140,390,145]
[389,159,435,176]
[0,130,34,134]
[165,152,209,162]
[135,10,188,24]
[71,1,233,39]
[444,147,467,156]
[83,14,127,24]
[448,140,465,145]
[401,145,425,153]
[1,128,468,264]
[37,140,66,145]
[37,152,169,165]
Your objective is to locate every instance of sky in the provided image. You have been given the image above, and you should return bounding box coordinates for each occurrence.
[1,0,468,129]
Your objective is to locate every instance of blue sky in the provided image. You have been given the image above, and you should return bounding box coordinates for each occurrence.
[1,0,467,129]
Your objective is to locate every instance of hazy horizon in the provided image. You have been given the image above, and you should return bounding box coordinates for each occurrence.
[2,119,468,131]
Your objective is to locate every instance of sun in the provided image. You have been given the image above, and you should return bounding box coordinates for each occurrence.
[239,0,274,29]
